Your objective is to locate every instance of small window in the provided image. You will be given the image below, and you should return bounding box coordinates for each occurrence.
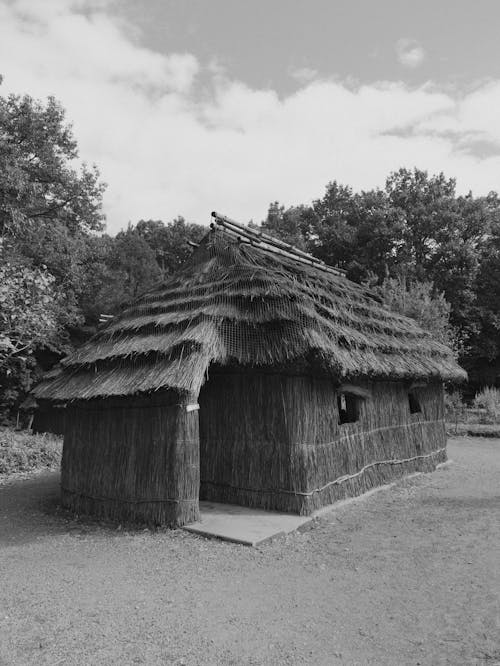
[408,392,422,414]
[338,393,359,424]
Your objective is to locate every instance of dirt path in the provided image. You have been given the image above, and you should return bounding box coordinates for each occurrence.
[1,437,499,666]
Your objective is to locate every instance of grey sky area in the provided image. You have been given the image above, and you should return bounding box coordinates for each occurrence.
[122,0,500,90]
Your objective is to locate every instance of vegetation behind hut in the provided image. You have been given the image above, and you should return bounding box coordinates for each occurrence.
[2,79,500,420]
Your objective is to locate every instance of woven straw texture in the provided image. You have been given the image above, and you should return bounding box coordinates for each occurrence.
[34,227,465,401]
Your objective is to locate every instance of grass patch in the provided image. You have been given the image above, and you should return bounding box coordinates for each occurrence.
[0,427,62,476]
[446,422,500,438]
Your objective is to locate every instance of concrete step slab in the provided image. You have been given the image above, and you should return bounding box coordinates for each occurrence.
[183,501,312,546]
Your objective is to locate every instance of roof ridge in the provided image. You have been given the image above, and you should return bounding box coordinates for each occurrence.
[210,211,347,277]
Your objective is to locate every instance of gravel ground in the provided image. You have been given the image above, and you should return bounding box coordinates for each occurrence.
[1,436,499,666]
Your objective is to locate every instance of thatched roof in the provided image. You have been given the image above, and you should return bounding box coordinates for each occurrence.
[34,216,465,401]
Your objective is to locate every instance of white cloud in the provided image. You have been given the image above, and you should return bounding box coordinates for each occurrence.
[0,1,499,234]
[396,38,426,69]
[290,67,319,83]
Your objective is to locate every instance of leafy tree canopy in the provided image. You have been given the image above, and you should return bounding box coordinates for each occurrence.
[0,79,105,238]
[0,260,67,419]
[0,78,108,330]
[135,216,205,275]
[371,275,458,353]
[261,202,308,251]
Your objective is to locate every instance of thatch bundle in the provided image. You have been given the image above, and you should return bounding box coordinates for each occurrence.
[34,217,464,402]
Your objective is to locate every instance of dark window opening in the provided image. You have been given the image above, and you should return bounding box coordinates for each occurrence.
[408,392,422,414]
[338,393,359,424]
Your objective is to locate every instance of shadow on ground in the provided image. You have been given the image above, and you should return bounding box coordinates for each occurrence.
[0,471,126,546]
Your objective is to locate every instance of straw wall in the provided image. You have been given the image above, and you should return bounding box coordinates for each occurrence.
[199,371,302,511]
[297,379,446,514]
[198,369,446,514]
[61,390,200,526]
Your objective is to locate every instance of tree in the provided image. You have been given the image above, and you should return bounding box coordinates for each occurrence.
[0,79,107,418]
[0,260,66,420]
[76,233,117,323]
[338,189,404,283]
[260,202,308,250]
[373,275,458,351]
[470,207,500,362]
[385,168,458,275]
[384,169,500,357]
[304,182,357,270]
[301,182,404,282]
[101,226,162,310]
[135,217,205,275]
[11,219,89,321]
[0,81,105,237]
[0,79,107,327]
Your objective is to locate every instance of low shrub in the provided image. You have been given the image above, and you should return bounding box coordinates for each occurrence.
[445,389,467,424]
[473,387,500,424]
[0,427,62,476]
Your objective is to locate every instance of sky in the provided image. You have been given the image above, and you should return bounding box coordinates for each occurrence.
[1,0,500,233]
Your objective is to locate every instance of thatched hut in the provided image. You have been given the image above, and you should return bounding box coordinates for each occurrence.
[33,213,465,527]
